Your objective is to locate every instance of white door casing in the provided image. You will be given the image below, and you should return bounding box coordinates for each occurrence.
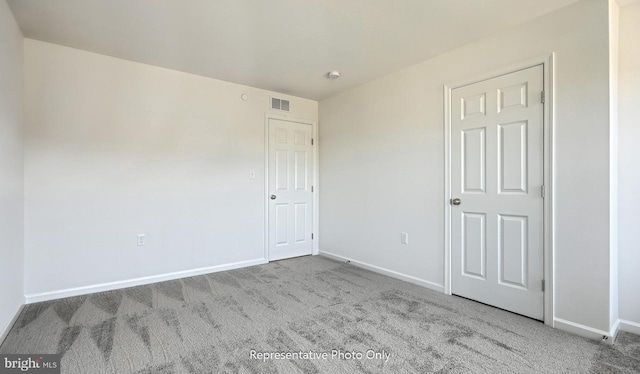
[268,118,314,261]
[450,65,544,320]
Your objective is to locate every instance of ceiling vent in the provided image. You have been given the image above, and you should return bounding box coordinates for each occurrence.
[270,97,290,112]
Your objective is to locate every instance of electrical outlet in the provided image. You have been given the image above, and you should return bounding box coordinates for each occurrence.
[137,234,146,246]
[401,232,409,245]
[249,170,256,179]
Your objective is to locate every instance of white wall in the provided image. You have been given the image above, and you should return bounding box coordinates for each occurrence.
[23,39,317,298]
[618,0,640,330]
[0,0,24,338]
[319,0,616,334]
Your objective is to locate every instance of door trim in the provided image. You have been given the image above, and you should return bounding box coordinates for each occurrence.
[264,113,319,261]
[443,54,555,327]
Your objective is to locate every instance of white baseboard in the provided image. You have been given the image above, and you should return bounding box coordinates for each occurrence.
[25,258,268,304]
[611,318,621,342]
[0,304,24,346]
[618,319,640,335]
[554,318,615,343]
[319,250,444,293]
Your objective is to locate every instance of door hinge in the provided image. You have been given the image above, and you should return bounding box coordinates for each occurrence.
[542,280,545,292]
[541,91,545,104]
[311,138,314,145]
[311,186,314,192]
[541,185,545,198]
[311,233,314,240]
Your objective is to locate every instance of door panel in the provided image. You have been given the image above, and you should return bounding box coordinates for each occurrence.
[461,93,486,119]
[462,127,486,193]
[294,151,308,190]
[462,212,486,279]
[268,119,313,261]
[451,65,544,320]
[498,121,528,194]
[294,203,307,242]
[275,150,288,190]
[499,214,528,289]
[275,204,288,245]
[498,83,528,112]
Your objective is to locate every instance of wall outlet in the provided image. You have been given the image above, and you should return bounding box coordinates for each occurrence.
[137,234,146,246]
[401,232,409,245]
[249,170,256,179]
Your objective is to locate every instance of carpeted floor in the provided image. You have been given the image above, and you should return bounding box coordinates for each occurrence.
[1,255,639,373]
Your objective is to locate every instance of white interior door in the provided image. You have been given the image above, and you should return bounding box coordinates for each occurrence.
[268,118,314,261]
[450,65,544,320]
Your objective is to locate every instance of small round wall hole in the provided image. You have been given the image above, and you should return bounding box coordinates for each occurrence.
[327,71,341,79]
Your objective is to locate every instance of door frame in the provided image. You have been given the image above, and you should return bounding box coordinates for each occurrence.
[264,113,319,261]
[443,53,555,327]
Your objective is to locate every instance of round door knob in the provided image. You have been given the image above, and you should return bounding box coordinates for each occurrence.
[270,195,277,200]
[451,198,461,206]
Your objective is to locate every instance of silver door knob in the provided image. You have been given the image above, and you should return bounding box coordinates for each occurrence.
[451,198,461,206]
[270,195,277,200]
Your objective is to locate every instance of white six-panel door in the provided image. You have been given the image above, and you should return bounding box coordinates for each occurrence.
[451,65,544,320]
[268,118,314,261]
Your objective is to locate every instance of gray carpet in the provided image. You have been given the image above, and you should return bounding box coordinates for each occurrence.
[1,255,638,373]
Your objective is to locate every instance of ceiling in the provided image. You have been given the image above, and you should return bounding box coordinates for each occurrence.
[8,0,579,100]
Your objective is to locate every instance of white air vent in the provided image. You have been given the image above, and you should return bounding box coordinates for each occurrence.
[271,97,290,112]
